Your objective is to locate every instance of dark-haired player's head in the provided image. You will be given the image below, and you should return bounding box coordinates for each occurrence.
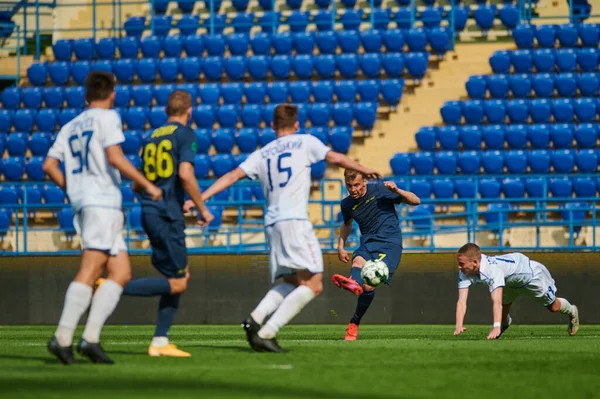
[456,243,482,275]
[344,169,368,200]
[166,90,193,126]
[272,104,299,135]
[85,71,116,108]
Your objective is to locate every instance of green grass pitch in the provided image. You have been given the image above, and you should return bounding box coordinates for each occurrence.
[1,325,599,399]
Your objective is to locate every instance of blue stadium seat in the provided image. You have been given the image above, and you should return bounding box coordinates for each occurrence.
[1,87,20,109]
[463,100,484,125]
[574,123,597,148]
[122,130,141,155]
[224,56,247,80]
[211,154,233,177]
[381,79,403,106]
[124,107,147,130]
[140,35,161,58]
[459,126,482,150]
[111,59,134,84]
[244,82,266,104]
[27,63,47,86]
[287,11,309,33]
[29,132,51,156]
[64,86,85,108]
[148,107,167,128]
[212,128,235,153]
[486,75,509,99]
[153,15,173,36]
[409,181,432,200]
[6,133,26,156]
[552,99,574,123]
[482,125,505,150]
[194,129,211,154]
[250,33,271,55]
[510,50,533,73]
[235,128,257,153]
[532,73,554,98]
[182,34,203,56]
[529,99,551,124]
[124,16,145,37]
[441,101,461,125]
[292,32,314,55]
[466,76,486,99]
[435,151,457,175]
[554,73,577,97]
[19,186,42,209]
[393,7,411,30]
[272,33,292,55]
[502,178,525,198]
[354,103,376,130]
[576,48,598,72]
[13,109,34,132]
[357,80,380,102]
[552,149,575,173]
[258,11,279,32]
[415,127,436,151]
[33,109,56,132]
[135,59,156,83]
[550,123,574,149]
[203,34,226,57]
[179,56,202,81]
[505,150,527,173]
[576,149,598,173]
[479,179,501,199]
[406,53,429,80]
[421,7,442,29]
[405,29,427,52]
[93,60,112,74]
[557,24,579,48]
[484,203,511,226]
[550,178,573,198]
[226,33,249,55]
[192,154,209,178]
[199,83,220,105]
[247,56,269,80]
[329,127,352,153]
[506,100,529,124]
[309,103,330,127]
[157,57,179,82]
[528,149,551,173]
[117,36,139,59]
[489,51,511,74]
[221,83,243,105]
[337,54,359,79]
[258,127,276,147]
[332,103,353,126]
[151,84,172,106]
[535,25,556,48]
[57,207,76,238]
[310,127,329,145]
[95,37,116,60]
[577,73,599,97]
[289,81,310,103]
[267,82,288,103]
[455,179,476,198]
[438,126,459,150]
[509,74,531,98]
[579,24,600,47]
[203,57,223,80]
[484,100,506,124]
[432,179,454,199]
[360,30,382,53]
[43,185,65,205]
[310,160,326,180]
[390,153,410,175]
[131,85,153,107]
[573,178,596,197]
[216,105,238,128]
[498,5,519,30]
[240,104,261,128]
[334,80,356,102]
[524,177,544,197]
[43,87,64,109]
[532,49,554,73]
[504,124,526,149]
[428,28,450,56]
[453,6,469,32]
[473,6,495,32]
[261,104,276,126]
[481,151,504,174]
[341,10,362,31]
[73,38,94,61]
[556,49,577,72]
[52,39,73,61]
[381,29,404,53]
[22,87,42,109]
[527,124,550,149]
[381,53,404,78]
[26,157,45,181]
[574,98,596,123]
[337,30,360,54]
[3,157,24,181]
[411,152,434,175]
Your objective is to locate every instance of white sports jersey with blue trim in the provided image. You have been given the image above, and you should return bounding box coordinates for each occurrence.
[239,134,330,227]
[458,253,534,292]
[47,108,125,213]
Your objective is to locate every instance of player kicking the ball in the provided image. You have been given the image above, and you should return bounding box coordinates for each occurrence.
[200,104,381,352]
[454,243,580,339]
[44,72,162,364]
[332,172,420,340]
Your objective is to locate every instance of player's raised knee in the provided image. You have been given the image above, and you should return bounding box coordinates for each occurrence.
[169,275,189,294]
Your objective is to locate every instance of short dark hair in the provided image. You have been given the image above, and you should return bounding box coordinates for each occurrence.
[273,104,298,131]
[344,169,366,182]
[457,243,481,258]
[166,90,192,117]
[85,71,116,103]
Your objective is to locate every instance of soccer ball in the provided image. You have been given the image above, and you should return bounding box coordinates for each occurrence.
[360,259,389,287]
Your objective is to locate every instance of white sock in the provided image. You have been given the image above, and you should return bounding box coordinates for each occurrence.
[81,280,123,343]
[250,283,295,325]
[151,336,169,348]
[557,298,575,316]
[55,282,93,347]
[258,285,316,339]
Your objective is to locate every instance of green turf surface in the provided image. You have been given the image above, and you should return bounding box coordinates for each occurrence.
[1,325,599,399]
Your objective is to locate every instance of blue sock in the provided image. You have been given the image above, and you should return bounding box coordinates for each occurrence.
[351,266,364,285]
[122,278,171,297]
[154,294,181,337]
[350,290,375,325]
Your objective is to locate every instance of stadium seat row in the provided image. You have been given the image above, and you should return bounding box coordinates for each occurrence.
[52,29,449,62]
[440,98,600,125]
[1,79,404,110]
[415,123,600,151]
[466,72,600,100]
[512,23,600,50]
[489,48,600,74]
[392,176,600,200]
[27,52,429,86]
[389,149,600,175]
[0,132,53,157]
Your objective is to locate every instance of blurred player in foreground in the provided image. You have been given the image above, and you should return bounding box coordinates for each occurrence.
[99,90,213,357]
[44,72,162,364]
[454,243,580,339]
[199,104,382,352]
[332,173,420,340]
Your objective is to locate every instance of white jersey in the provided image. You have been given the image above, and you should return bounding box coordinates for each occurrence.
[458,252,534,292]
[239,134,330,226]
[47,108,125,213]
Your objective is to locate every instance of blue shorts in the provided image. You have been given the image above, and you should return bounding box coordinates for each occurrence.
[142,212,187,279]
[353,240,402,284]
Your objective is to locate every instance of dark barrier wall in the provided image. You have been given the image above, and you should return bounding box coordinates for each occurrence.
[1,252,600,325]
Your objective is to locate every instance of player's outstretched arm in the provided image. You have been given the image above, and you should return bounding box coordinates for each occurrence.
[201,167,247,202]
[487,287,504,340]
[454,288,469,336]
[383,181,421,206]
[338,220,353,263]
[105,145,162,201]
[179,162,213,226]
[325,152,382,180]
[42,158,66,190]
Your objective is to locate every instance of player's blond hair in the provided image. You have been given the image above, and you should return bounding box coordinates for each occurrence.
[457,243,481,259]
[166,90,192,117]
[344,169,367,182]
[273,104,298,131]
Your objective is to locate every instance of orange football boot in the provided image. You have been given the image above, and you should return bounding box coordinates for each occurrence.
[332,274,364,296]
[345,323,359,341]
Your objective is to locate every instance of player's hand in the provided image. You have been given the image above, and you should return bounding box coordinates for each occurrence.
[363,168,383,181]
[197,208,214,227]
[146,184,163,201]
[454,326,466,336]
[338,248,350,263]
[383,181,399,193]
[487,327,501,340]
[183,200,196,213]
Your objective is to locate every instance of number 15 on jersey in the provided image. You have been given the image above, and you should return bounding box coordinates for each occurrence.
[266,152,292,192]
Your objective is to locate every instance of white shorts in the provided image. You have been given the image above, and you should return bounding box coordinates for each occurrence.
[74,207,127,256]
[265,220,323,283]
[502,261,558,307]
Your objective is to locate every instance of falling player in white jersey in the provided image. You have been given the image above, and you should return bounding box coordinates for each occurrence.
[454,243,580,340]
[43,72,162,364]
[198,104,382,352]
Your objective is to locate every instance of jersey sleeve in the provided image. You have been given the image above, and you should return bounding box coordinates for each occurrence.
[177,127,196,164]
[378,183,404,204]
[47,129,67,162]
[239,150,261,180]
[340,199,352,223]
[457,272,472,289]
[100,110,125,148]
[305,135,331,164]
[483,267,505,293]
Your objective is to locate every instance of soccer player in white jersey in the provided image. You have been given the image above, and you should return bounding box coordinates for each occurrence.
[198,104,382,352]
[454,243,580,340]
[43,72,163,364]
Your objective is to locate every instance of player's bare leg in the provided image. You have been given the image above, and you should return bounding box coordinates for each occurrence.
[547,298,579,336]
[49,250,108,365]
[77,250,130,364]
